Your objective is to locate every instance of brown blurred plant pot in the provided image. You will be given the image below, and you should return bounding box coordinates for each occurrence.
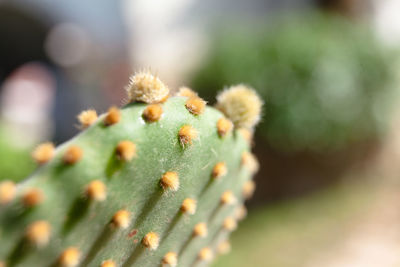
[249,136,381,205]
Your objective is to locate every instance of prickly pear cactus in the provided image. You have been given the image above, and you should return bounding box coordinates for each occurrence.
[0,72,262,267]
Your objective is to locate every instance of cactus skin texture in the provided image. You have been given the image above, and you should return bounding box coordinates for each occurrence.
[0,72,261,267]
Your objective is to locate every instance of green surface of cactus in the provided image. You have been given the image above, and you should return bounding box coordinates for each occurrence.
[0,77,259,267]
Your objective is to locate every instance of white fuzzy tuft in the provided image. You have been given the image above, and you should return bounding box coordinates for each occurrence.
[126,72,169,104]
[216,85,263,129]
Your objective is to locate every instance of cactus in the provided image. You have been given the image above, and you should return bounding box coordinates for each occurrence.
[0,72,262,267]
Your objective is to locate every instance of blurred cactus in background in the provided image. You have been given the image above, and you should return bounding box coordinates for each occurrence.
[0,72,261,266]
[191,12,398,152]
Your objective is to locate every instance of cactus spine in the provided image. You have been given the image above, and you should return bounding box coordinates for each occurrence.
[0,72,261,267]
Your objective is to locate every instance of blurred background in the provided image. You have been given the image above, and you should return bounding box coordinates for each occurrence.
[1,0,400,266]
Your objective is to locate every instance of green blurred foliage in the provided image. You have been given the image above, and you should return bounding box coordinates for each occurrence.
[191,13,398,152]
[0,127,35,182]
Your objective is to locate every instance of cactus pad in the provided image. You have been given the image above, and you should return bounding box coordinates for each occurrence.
[0,72,261,267]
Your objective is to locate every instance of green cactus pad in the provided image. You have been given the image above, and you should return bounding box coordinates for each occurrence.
[0,90,258,267]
